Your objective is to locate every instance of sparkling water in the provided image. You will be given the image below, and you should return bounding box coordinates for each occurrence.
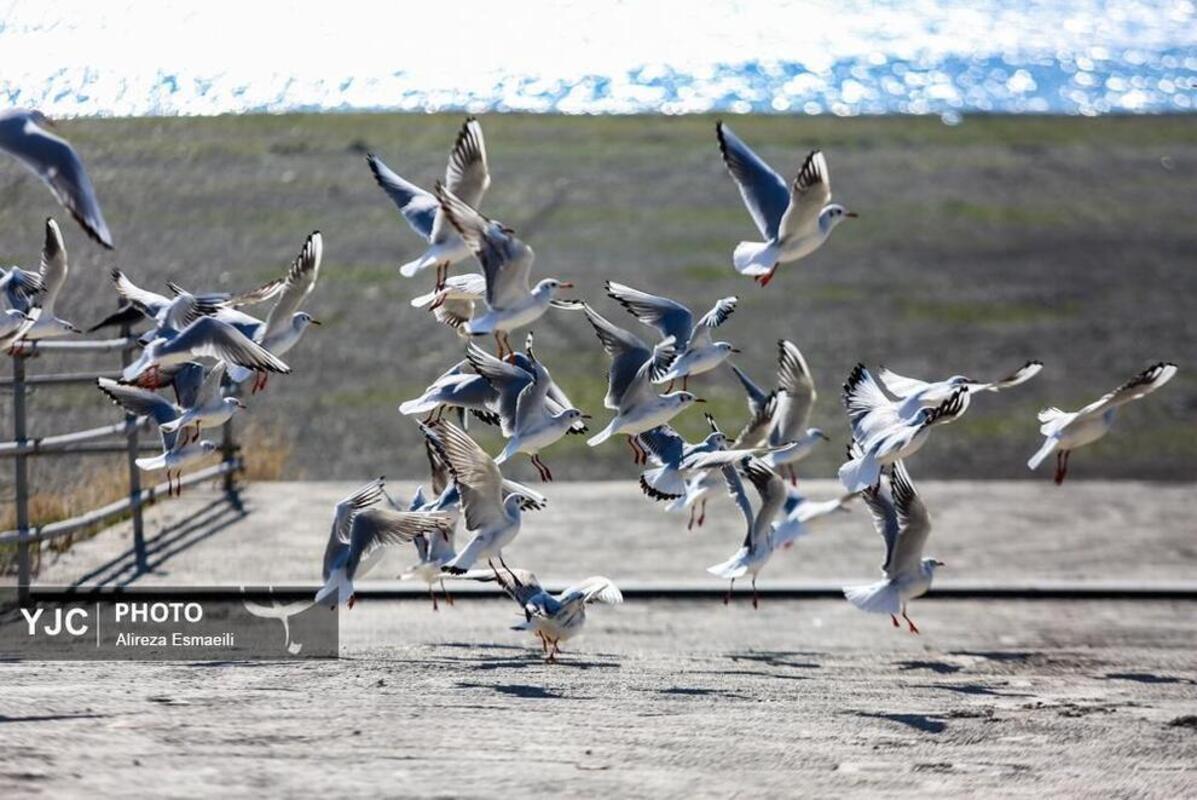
[1,0,1193,116]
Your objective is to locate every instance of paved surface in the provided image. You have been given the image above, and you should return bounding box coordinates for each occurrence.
[2,599,1196,798]
[34,479,1197,589]
[8,479,1196,797]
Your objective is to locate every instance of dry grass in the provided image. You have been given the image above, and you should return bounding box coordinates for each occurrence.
[0,419,293,575]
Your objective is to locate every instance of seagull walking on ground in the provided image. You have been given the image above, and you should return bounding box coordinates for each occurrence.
[472,566,622,662]
[716,121,855,285]
[316,477,453,610]
[0,109,114,248]
[1029,362,1178,484]
[843,460,943,634]
[367,117,490,287]
[605,280,739,390]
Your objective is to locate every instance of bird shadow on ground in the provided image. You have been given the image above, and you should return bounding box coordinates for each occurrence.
[687,668,811,681]
[428,648,620,672]
[0,712,110,724]
[1103,672,1197,685]
[895,660,963,674]
[455,681,585,700]
[651,686,752,701]
[725,650,822,670]
[948,650,1034,663]
[926,682,1033,698]
[853,711,949,734]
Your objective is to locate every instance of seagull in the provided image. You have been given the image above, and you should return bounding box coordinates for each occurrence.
[410,272,487,336]
[771,486,857,548]
[219,231,324,392]
[580,304,702,455]
[466,337,588,481]
[879,360,1044,419]
[96,375,243,494]
[843,460,942,634]
[649,415,738,529]
[316,477,453,610]
[420,420,544,574]
[398,482,462,611]
[436,183,573,359]
[706,459,788,608]
[0,109,114,248]
[399,358,502,427]
[839,365,968,492]
[367,117,490,287]
[100,268,283,334]
[716,121,855,286]
[120,316,290,387]
[605,281,739,390]
[731,339,828,483]
[1029,362,1178,484]
[471,565,622,662]
[636,419,775,500]
[10,219,81,348]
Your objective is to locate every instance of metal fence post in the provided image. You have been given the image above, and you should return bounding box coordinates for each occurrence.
[221,415,242,512]
[118,323,147,573]
[12,354,31,603]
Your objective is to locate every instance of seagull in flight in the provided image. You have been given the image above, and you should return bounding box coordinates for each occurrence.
[716,121,855,286]
[436,183,574,359]
[1029,362,1178,484]
[0,110,114,249]
[7,219,81,350]
[878,360,1043,419]
[843,460,943,634]
[839,365,968,492]
[605,281,739,391]
[316,477,453,610]
[578,303,702,457]
[706,458,789,608]
[367,116,490,288]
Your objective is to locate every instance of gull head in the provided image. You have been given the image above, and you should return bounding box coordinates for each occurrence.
[922,557,945,576]
[714,341,740,356]
[806,427,830,443]
[672,391,704,409]
[225,396,248,411]
[535,278,574,297]
[198,441,219,456]
[703,430,729,450]
[294,311,322,330]
[821,204,858,231]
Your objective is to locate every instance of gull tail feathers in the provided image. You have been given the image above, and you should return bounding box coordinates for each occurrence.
[640,466,685,501]
[586,420,620,448]
[314,568,352,609]
[733,241,779,276]
[843,580,901,615]
[838,451,881,493]
[1037,407,1074,436]
[707,548,750,579]
[1027,437,1059,470]
[399,245,452,278]
[135,453,168,471]
[399,398,438,415]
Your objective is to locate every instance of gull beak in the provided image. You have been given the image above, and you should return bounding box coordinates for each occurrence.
[309,318,323,326]
[817,431,831,441]
[581,413,593,420]
[845,211,860,219]
[730,347,742,354]
[236,399,248,410]
[693,397,708,403]
[558,281,575,289]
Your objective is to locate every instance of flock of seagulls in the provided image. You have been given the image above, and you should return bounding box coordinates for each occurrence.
[0,110,1180,660]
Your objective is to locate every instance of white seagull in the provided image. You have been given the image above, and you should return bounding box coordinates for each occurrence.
[579,304,702,455]
[367,117,491,287]
[436,182,573,359]
[879,360,1044,419]
[475,566,622,662]
[410,272,487,336]
[10,219,81,347]
[420,420,544,574]
[716,121,855,286]
[121,316,290,387]
[1029,362,1178,484]
[220,231,324,392]
[770,486,857,548]
[398,482,462,610]
[731,339,828,483]
[605,280,739,390]
[843,460,943,634]
[466,338,588,481]
[706,459,789,608]
[316,477,453,610]
[839,364,968,492]
[0,110,114,249]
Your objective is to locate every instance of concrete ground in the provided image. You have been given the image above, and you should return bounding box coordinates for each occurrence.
[5,479,1196,797]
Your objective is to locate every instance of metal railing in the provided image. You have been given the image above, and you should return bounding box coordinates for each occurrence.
[2,325,242,601]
